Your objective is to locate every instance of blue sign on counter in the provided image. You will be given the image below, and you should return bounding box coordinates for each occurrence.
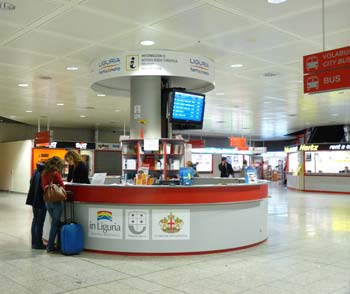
[244,167,257,184]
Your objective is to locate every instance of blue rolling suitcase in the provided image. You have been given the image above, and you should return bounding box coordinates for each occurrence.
[60,194,84,255]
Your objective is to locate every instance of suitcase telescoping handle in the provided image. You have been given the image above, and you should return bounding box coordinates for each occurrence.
[64,191,75,223]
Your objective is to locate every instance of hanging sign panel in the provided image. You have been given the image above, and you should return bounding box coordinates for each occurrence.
[303,68,350,94]
[34,130,51,146]
[303,46,350,74]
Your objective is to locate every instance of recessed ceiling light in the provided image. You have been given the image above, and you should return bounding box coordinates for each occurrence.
[216,93,225,96]
[97,93,106,97]
[56,103,64,106]
[140,40,155,46]
[264,101,272,104]
[331,113,339,116]
[18,83,28,87]
[267,0,288,4]
[66,66,79,71]
[115,109,121,112]
[230,64,243,68]
[25,110,32,113]
[80,115,86,118]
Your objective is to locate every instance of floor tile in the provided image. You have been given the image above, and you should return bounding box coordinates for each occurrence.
[0,183,349,293]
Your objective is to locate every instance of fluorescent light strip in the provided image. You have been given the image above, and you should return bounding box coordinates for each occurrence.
[140,40,155,46]
[267,0,287,3]
[66,66,79,71]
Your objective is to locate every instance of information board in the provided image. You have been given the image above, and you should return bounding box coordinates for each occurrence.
[171,92,204,123]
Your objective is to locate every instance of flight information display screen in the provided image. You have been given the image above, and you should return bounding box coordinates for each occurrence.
[170,91,205,123]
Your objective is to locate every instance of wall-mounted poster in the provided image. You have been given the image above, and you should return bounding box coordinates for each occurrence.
[191,153,212,172]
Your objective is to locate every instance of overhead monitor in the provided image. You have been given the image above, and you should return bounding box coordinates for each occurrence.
[169,90,205,128]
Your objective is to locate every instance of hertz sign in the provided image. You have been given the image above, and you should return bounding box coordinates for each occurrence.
[285,143,350,153]
[299,144,319,151]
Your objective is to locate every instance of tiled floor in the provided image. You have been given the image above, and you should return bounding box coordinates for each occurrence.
[0,183,349,293]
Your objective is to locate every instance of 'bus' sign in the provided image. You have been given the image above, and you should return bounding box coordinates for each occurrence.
[304,68,350,94]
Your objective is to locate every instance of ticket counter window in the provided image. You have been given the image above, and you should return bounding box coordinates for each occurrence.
[304,151,350,173]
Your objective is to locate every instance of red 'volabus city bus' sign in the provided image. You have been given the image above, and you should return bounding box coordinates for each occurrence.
[303,68,350,94]
[303,46,350,74]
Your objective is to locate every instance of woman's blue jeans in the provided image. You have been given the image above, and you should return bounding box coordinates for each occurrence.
[46,201,63,250]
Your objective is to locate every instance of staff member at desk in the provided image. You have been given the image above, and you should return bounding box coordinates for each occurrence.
[340,166,350,174]
[218,157,234,178]
[64,150,90,184]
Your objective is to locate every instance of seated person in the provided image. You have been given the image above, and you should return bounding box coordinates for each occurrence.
[339,166,349,174]
[186,161,199,177]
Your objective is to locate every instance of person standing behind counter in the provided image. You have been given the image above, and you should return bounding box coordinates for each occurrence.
[218,157,234,178]
[64,150,90,184]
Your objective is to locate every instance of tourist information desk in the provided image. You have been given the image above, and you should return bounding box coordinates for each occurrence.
[53,179,269,255]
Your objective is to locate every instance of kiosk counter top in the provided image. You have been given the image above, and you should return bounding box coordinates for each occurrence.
[53,179,269,255]
[66,180,268,205]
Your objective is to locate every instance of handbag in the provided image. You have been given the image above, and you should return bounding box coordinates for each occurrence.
[43,172,67,202]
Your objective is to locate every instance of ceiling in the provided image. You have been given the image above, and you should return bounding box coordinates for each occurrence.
[0,0,349,140]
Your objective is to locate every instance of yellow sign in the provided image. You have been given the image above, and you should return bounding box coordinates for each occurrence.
[299,144,319,151]
[284,146,298,153]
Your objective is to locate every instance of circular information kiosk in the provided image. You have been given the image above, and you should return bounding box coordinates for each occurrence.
[42,50,269,255]
[65,180,268,255]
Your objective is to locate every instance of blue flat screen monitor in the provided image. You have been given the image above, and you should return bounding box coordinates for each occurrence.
[169,90,205,125]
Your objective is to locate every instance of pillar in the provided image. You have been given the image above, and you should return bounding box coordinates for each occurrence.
[130,76,161,138]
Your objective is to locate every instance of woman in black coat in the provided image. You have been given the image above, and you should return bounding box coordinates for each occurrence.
[64,150,90,184]
[26,162,47,249]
